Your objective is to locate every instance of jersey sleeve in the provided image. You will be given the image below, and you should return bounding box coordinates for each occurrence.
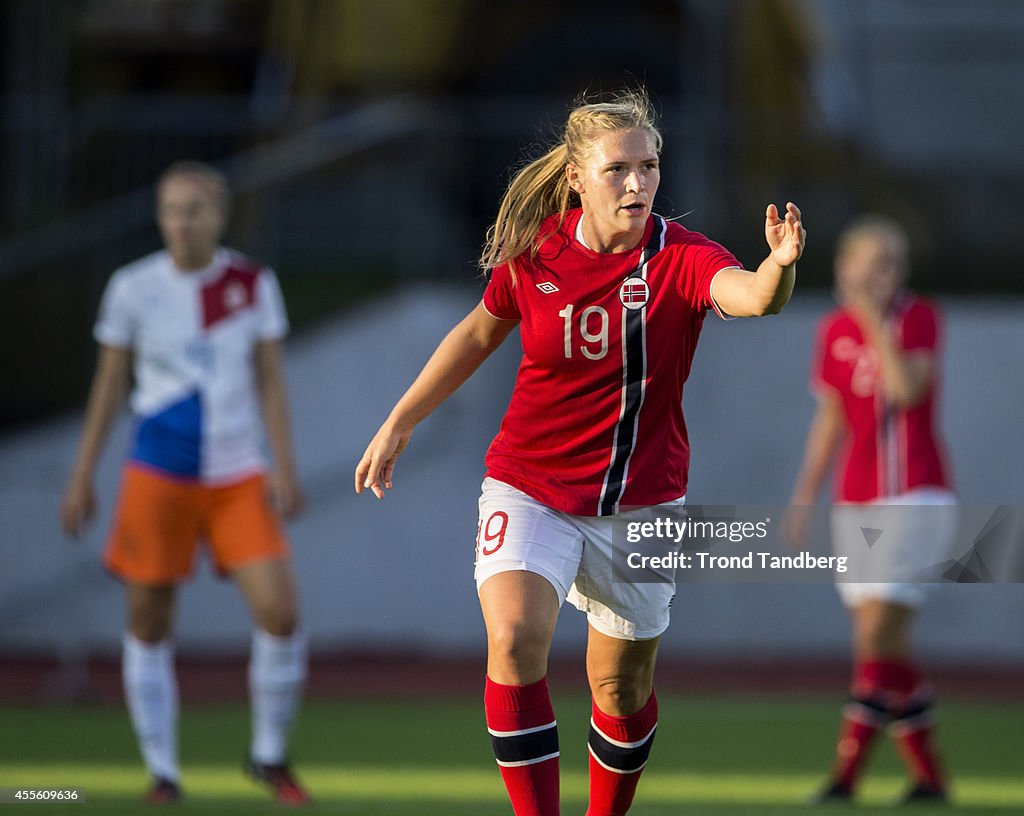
[93,269,135,348]
[673,231,742,318]
[902,300,939,353]
[255,269,290,340]
[481,262,521,320]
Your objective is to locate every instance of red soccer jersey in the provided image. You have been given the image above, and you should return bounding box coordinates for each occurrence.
[812,293,952,503]
[482,209,740,516]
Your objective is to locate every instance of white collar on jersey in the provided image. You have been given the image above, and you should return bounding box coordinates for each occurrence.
[575,214,657,252]
[575,214,594,251]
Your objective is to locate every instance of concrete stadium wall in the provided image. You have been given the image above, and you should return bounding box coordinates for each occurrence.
[1,284,1021,666]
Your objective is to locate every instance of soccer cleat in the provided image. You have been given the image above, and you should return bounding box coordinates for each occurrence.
[244,755,312,806]
[900,782,948,805]
[143,777,181,805]
[807,779,853,804]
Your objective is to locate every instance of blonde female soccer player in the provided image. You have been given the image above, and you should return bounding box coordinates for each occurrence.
[787,215,953,803]
[356,89,804,816]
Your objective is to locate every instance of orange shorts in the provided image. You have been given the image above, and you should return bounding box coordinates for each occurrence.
[104,464,290,585]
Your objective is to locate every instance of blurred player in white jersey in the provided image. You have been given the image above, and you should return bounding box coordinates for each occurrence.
[786,215,954,804]
[61,161,310,805]
[356,88,805,816]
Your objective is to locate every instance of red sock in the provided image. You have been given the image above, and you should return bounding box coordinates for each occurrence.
[587,690,658,816]
[485,677,559,816]
[870,659,916,697]
[892,724,946,790]
[885,665,946,791]
[831,661,890,790]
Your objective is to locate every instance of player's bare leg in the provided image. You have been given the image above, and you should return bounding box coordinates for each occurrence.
[851,598,913,660]
[586,627,659,716]
[126,583,176,643]
[584,627,660,816]
[480,570,560,684]
[233,558,310,805]
[233,557,299,637]
[479,571,560,816]
[123,583,181,803]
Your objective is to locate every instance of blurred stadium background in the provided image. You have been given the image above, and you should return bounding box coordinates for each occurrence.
[1,0,1022,811]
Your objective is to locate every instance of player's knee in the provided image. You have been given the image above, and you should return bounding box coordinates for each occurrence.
[487,621,549,673]
[126,593,174,642]
[589,674,651,716]
[854,620,909,660]
[251,599,298,637]
[127,611,173,642]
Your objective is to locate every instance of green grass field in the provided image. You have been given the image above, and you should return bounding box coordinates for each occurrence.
[1,694,1021,814]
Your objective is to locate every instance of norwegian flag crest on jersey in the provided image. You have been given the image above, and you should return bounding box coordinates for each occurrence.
[619,277,650,310]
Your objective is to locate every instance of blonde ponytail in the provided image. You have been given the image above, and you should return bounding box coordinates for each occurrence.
[479,88,662,276]
[479,144,575,274]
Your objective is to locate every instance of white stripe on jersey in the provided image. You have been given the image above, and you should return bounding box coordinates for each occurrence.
[597,217,665,515]
[601,303,631,516]
[614,223,666,511]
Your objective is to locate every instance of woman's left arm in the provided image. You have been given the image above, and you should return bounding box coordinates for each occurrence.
[710,202,805,318]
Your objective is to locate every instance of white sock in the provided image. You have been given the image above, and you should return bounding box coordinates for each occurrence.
[122,634,179,782]
[249,629,307,765]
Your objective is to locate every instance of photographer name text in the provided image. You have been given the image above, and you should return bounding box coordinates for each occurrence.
[625,550,848,574]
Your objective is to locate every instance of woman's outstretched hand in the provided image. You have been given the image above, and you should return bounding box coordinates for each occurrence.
[765,202,805,268]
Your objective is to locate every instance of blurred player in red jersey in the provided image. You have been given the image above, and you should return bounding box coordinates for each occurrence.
[356,88,805,816]
[60,162,311,805]
[786,215,954,804]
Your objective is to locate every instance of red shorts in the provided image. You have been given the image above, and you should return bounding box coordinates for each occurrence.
[104,464,290,585]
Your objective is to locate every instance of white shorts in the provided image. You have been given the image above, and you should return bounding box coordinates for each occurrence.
[831,488,958,608]
[474,478,684,641]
